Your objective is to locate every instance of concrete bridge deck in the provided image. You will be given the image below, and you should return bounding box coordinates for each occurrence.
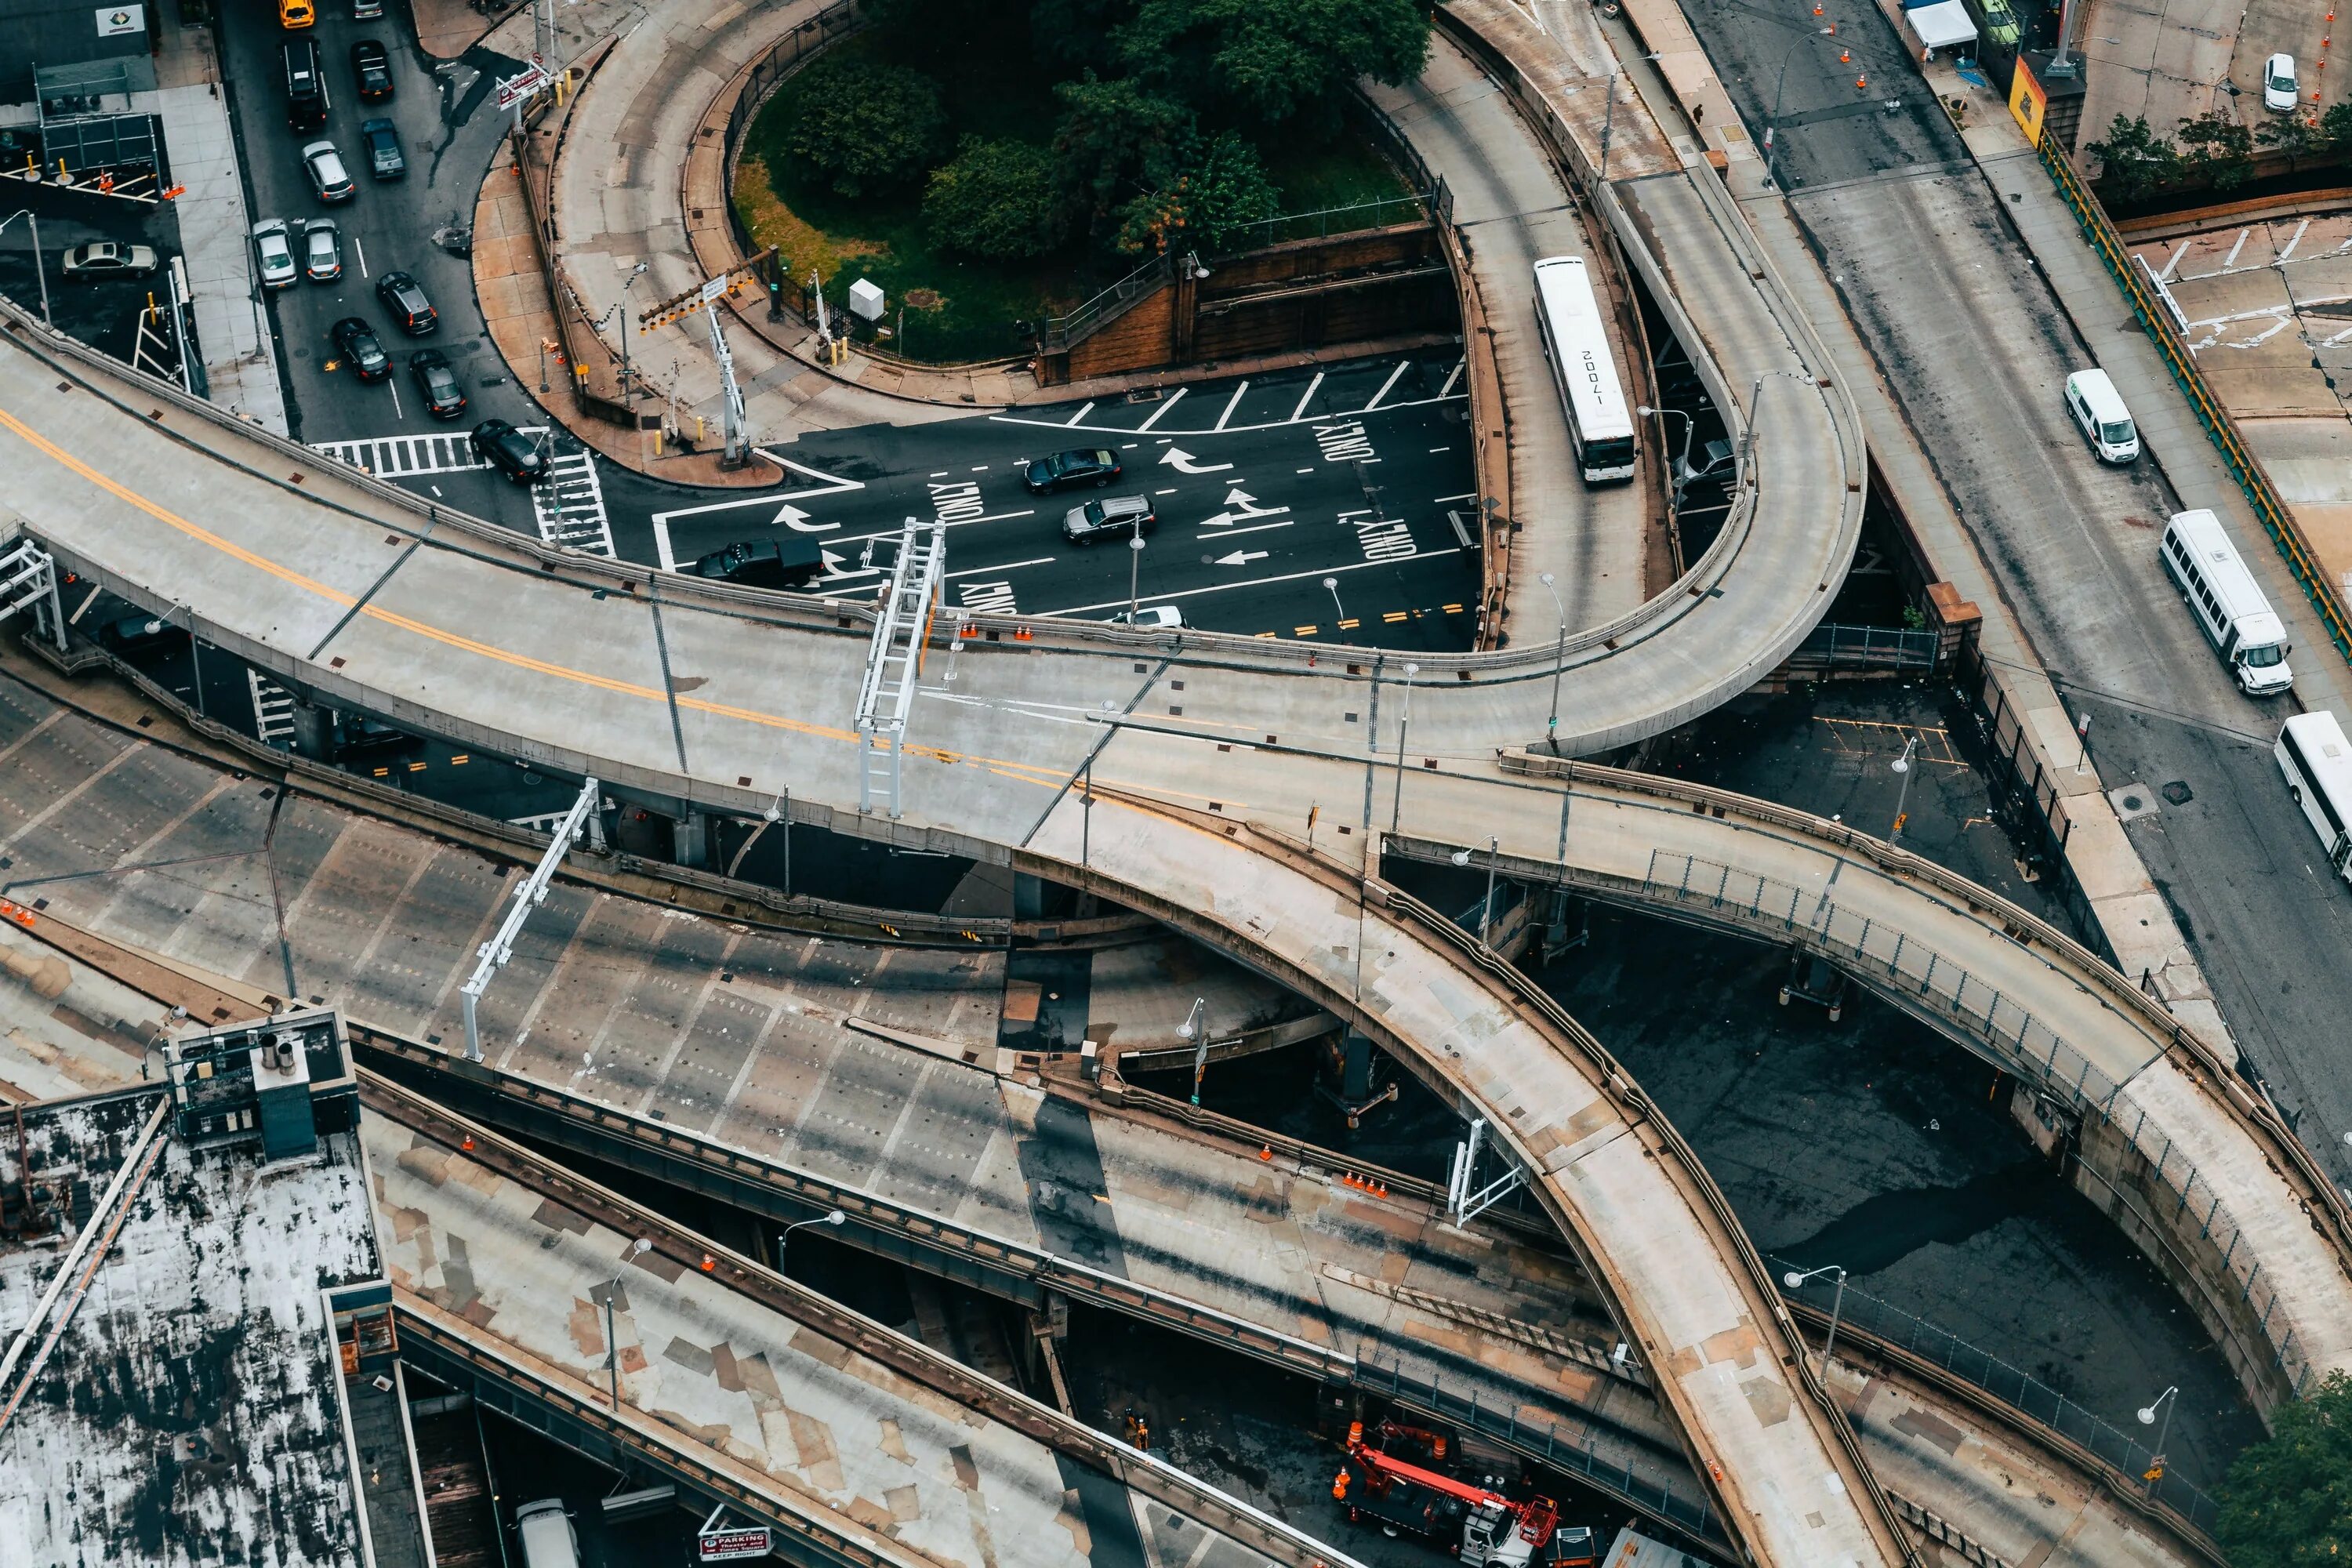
[361,1074,1331,1568]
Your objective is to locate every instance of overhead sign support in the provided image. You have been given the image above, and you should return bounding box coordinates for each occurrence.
[855,518,946,820]
[0,539,71,654]
[460,775,602,1062]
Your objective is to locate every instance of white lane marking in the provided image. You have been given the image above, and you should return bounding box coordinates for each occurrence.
[1432,491,1476,503]
[387,380,404,421]
[310,426,515,474]
[1040,548,1464,616]
[530,447,612,556]
[1133,387,1188,431]
[1437,358,1465,397]
[2156,241,2187,282]
[354,236,371,280]
[1289,372,1324,423]
[1360,359,1412,411]
[2223,227,2250,269]
[1213,379,1249,431]
[2281,217,2312,263]
[1193,519,1293,539]
[1297,467,1314,474]
[946,557,1052,579]
[1062,401,1096,426]
[649,451,866,572]
[986,387,1465,437]
[1154,488,1177,495]
[1158,445,1233,474]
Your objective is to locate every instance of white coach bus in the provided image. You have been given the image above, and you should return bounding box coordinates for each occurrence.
[2160,509,2293,695]
[2276,710,2352,884]
[1532,256,1636,483]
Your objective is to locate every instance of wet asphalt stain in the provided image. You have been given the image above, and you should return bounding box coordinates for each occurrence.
[1776,1156,2054,1278]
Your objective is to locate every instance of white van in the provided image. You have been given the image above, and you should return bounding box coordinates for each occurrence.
[514,1500,580,1568]
[2064,368,2139,463]
[2161,509,2293,695]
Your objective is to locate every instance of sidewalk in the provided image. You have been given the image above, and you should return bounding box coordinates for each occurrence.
[135,9,286,434]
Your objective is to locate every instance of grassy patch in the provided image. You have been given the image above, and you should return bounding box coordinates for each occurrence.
[1261,134,1415,216]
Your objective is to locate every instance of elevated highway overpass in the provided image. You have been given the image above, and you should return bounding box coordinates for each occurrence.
[0,0,2345,1558]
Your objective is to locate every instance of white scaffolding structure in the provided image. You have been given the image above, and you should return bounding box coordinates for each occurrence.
[460,775,602,1062]
[855,518,946,819]
[0,539,71,653]
[1446,1116,1530,1227]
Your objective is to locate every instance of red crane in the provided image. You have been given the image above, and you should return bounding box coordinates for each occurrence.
[1334,1425,1570,1567]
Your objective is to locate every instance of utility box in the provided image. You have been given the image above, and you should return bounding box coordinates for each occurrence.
[848,278,885,322]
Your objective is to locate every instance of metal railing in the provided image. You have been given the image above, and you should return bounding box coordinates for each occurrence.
[1777,1266,2223,1530]
[1788,621,1940,670]
[2038,130,2352,666]
[1213,190,1445,250]
[1643,849,2313,1403]
[1035,253,1175,352]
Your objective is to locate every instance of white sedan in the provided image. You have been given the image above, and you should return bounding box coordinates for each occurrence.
[251,220,297,290]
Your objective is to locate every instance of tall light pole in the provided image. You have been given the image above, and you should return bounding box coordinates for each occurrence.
[1323,575,1345,626]
[1177,996,1209,1104]
[1762,28,1838,190]
[1636,405,1697,508]
[1127,534,1145,621]
[1782,1263,1848,1377]
[1450,836,1501,946]
[1388,662,1420,835]
[605,1236,652,1410]
[1888,733,1920,847]
[778,1208,845,1273]
[0,210,53,325]
[1537,572,1566,753]
[2136,1385,2179,1490]
[618,259,648,418]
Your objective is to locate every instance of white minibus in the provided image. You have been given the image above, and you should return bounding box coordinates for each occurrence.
[2159,510,2292,695]
[2063,368,2138,463]
[2276,711,2352,884]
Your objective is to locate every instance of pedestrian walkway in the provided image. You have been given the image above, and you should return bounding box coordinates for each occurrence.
[529,444,611,554]
[311,430,493,477]
[133,10,285,434]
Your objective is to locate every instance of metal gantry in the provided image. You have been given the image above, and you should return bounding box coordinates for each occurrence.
[705,307,748,469]
[1445,1116,1529,1228]
[0,538,71,653]
[460,775,603,1062]
[855,519,945,819]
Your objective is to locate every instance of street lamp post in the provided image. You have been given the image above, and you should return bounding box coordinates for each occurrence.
[1388,662,1421,834]
[2136,1385,2179,1490]
[1450,837,1501,946]
[1781,1263,1849,1377]
[1635,405,1697,508]
[618,260,648,419]
[1323,575,1346,626]
[1762,29,1838,190]
[1888,733,1921,846]
[1177,997,1209,1104]
[0,210,53,325]
[1537,572,1566,754]
[778,1208,846,1274]
[604,1236,652,1410]
[1127,534,1145,621]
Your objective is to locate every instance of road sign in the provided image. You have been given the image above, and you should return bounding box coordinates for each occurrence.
[495,64,550,111]
[699,274,733,306]
[699,1526,772,1561]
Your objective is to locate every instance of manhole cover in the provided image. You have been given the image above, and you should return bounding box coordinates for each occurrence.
[2161,780,2194,805]
[2122,793,2146,812]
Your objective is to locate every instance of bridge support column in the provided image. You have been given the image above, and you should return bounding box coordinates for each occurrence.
[673,810,711,870]
[288,700,333,761]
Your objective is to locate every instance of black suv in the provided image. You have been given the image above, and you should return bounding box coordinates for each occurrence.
[1022,448,1120,494]
[471,419,548,484]
[351,40,394,100]
[331,317,390,381]
[375,270,436,335]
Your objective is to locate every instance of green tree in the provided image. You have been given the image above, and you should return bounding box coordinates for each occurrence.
[783,55,948,198]
[2256,111,2326,167]
[1116,0,1432,132]
[924,136,1069,260]
[2085,114,2181,202]
[2318,97,2352,151]
[2216,1370,2352,1567]
[1115,129,1280,253]
[2177,111,2255,191]
[1052,74,1196,236]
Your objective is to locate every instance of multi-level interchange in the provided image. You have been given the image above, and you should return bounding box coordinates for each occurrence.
[2,0,2349,1564]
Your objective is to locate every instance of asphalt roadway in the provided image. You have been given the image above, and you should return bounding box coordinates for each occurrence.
[1685,0,2352,1189]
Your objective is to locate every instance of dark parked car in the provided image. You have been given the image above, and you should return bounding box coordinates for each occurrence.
[60,241,160,281]
[470,419,547,484]
[690,539,824,590]
[1062,494,1156,544]
[375,270,437,335]
[1022,447,1121,494]
[350,39,393,100]
[331,316,390,381]
[360,117,405,180]
[409,350,466,419]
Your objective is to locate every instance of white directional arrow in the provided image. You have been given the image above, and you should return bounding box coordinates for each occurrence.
[1198,488,1291,528]
[1214,550,1270,566]
[818,547,883,580]
[775,504,839,532]
[1159,446,1234,475]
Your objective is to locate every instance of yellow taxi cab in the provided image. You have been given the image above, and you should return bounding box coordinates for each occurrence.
[278,0,315,28]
